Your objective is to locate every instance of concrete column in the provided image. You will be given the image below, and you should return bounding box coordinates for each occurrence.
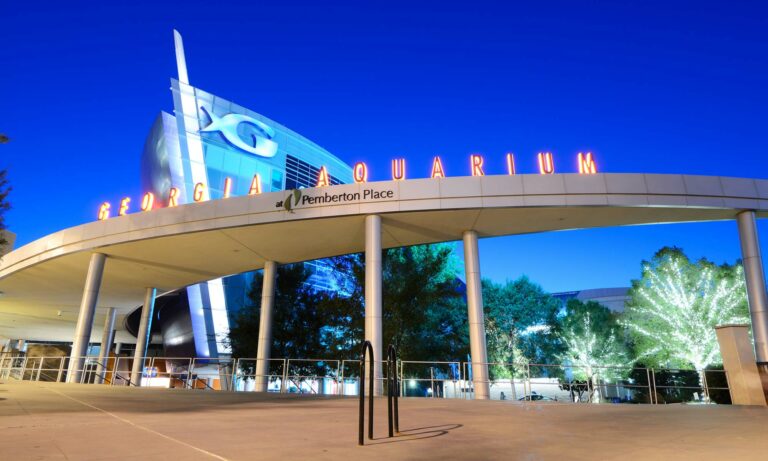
[255,261,277,392]
[463,230,490,400]
[115,342,123,355]
[131,288,156,386]
[67,253,107,383]
[365,215,383,396]
[96,307,117,384]
[736,211,768,364]
[715,324,767,405]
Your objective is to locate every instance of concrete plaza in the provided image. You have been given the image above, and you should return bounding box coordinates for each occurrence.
[1,380,766,460]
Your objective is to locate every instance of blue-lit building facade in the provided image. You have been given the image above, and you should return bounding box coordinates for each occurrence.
[135,34,352,359]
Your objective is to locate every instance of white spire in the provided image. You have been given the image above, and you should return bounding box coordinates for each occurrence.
[173,29,189,84]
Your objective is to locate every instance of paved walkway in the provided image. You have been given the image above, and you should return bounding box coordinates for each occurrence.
[1,380,766,460]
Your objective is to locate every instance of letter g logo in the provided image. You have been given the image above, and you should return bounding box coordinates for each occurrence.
[199,106,278,158]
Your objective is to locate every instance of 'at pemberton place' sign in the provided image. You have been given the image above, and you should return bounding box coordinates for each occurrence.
[278,188,395,212]
[96,151,598,220]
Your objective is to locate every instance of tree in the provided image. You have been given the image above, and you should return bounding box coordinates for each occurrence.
[482,277,562,379]
[382,245,465,361]
[228,263,337,382]
[229,243,468,386]
[323,244,468,366]
[623,247,750,389]
[0,135,11,247]
[0,170,10,244]
[555,299,630,402]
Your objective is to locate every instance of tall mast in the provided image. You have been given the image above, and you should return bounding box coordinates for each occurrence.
[173,29,189,84]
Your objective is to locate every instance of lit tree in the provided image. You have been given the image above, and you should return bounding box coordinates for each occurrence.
[623,247,750,389]
[555,299,630,402]
[485,317,528,377]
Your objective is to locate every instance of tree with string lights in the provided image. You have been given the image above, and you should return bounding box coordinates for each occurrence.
[623,247,750,389]
[555,299,630,403]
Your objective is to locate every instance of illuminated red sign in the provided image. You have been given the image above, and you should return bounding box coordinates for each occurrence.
[97,152,598,220]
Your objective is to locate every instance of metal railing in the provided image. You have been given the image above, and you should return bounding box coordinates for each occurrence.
[0,353,732,404]
[340,359,391,396]
[400,360,463,398]
[284,358,341,394]
[232,358,286,391]
[458,361,731,404]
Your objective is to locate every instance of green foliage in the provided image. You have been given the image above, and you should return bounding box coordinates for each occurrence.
[0,169,10,247]
[313,254,365,361]
[383,245,466,361]
[555,299,631,382]
[482,276,562,378]
[229,243,468,376]
[228,263,337,375]
[324,244,468,364]
[623,247,749,371]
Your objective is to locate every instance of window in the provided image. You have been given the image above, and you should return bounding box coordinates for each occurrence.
[285,155,343,189]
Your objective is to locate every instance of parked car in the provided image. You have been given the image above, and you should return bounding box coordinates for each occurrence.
[518,393,557,401]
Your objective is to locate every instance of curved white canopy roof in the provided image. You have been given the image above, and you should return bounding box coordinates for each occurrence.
[1,173,766,342]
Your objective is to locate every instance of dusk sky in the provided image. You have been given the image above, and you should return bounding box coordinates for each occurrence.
[1,1,766,292]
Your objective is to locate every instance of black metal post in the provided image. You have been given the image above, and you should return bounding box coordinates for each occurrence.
[387,349,393,437]
[358,340,375,446]
[387,343,399,436]
[368,344,374,440]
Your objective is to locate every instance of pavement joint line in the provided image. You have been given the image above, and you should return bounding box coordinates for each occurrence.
[39,385,231,461]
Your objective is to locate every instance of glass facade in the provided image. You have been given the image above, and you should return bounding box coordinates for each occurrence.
[285,155,343,190]
[141,79,352,358]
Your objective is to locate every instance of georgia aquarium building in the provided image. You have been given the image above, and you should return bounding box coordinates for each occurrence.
[132,31,352,359]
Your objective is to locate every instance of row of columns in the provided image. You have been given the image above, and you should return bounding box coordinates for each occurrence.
[66,252,156,385]
[251,211,767,399]
[253,216,492,398]
[64,210,767,398]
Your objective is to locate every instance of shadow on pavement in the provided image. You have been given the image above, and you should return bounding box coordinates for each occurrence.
[368,424,463,444]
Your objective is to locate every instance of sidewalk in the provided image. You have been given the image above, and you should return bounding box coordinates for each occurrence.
[1,380,766,460]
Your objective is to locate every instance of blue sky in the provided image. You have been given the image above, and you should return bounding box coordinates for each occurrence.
[1,0,766,292]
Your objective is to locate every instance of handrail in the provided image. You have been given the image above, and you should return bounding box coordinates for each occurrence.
[186,373,217,391]
[94,359,137,387]
[116,372,140,387]
[387,343,400,437]
[0,354,732,405]
[358,340,374,446]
